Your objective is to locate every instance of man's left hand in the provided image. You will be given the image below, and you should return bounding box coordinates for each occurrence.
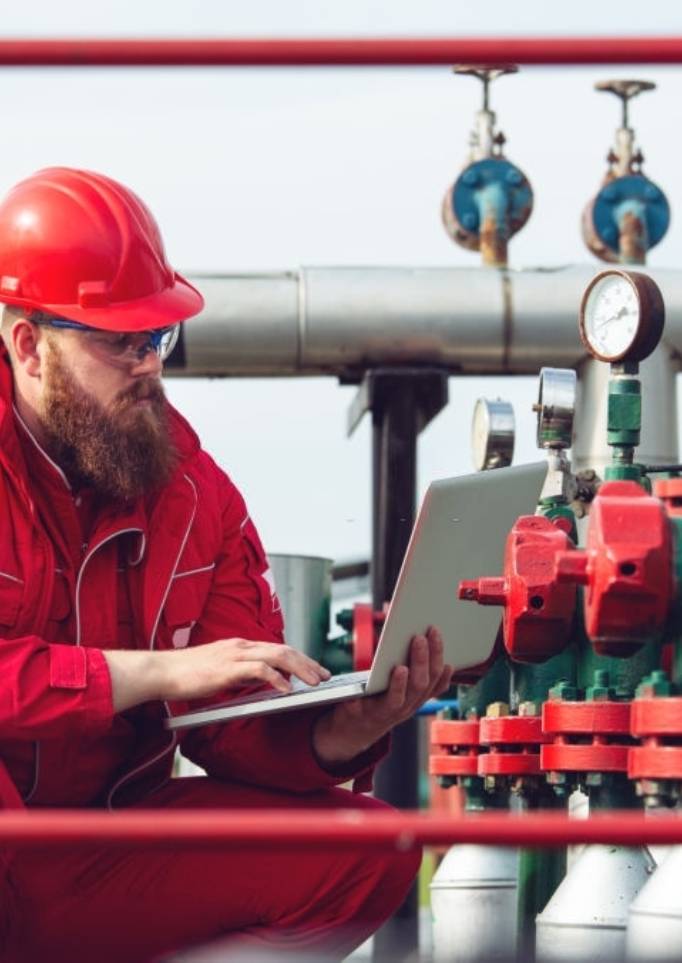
[312,626,453,767]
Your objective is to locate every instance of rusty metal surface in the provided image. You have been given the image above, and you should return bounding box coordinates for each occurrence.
[619,209,647,264]
[480,212,509,267]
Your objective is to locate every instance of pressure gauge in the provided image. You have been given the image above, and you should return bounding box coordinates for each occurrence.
[536,368,576,450]
[579,269,665,364]
[471,398,515,471]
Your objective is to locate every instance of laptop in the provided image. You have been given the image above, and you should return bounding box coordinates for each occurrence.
[166,461,547,730]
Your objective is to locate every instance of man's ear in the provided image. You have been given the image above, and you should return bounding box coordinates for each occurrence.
[12,319,44,378]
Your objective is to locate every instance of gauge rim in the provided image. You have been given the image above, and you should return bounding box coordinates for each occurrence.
[536,367,576,450]
[471,397,514,471]
[578,269,665,364]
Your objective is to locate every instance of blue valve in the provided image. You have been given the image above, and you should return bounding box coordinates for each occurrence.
[591,174,670,258]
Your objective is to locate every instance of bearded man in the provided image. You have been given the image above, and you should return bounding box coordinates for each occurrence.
[0,168,451,963]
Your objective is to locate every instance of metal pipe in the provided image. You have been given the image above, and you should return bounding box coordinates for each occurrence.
[478,183,510,268]
[417,699,459,716]
[618,203,648,265]
[175,266,682,379]
[1,810,682,850]
[0,37,680,66]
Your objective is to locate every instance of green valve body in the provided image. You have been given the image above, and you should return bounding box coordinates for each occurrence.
[605,370,646,483]
[607,376,641,447]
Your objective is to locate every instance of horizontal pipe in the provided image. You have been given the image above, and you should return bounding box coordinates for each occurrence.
[0,37,680,66]
[331,558,370,582]
[1,809,682,850]
[175,266,682,378]
[417,699,459,716]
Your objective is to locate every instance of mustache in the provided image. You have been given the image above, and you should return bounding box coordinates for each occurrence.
[114,378,166,408]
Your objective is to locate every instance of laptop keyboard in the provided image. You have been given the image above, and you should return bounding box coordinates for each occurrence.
[290,670,369,693]
[217,671,370,708]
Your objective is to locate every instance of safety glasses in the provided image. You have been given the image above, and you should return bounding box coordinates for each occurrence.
[30,313,180,368]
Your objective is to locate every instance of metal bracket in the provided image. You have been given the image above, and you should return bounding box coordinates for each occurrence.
[347,367,449,438]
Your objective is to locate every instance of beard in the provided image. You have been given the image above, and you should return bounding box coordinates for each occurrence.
[40,342,178,504]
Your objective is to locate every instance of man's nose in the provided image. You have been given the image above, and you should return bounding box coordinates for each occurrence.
[131,348,163,377]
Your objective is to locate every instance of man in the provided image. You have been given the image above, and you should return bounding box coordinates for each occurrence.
[0,167,452,962]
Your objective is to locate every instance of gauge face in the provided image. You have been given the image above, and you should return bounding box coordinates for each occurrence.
[579,270,665,364]
[582,273,639,359]
[471,398,514,471]
[536,368,576,450]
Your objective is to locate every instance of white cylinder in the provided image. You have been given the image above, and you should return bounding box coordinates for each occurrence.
[627,846,682,960]
[267,554,332,656]
[535,845,655,962]
[430,844,519,962]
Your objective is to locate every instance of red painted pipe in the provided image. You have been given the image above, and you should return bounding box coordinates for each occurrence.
[0,37,678,67]
[0,809,681,850]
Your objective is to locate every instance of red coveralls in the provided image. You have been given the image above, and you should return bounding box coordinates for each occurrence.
[0,350,419,962]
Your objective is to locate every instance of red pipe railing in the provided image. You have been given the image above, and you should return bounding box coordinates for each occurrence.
[1,809,681,850]
[0,37,679,67]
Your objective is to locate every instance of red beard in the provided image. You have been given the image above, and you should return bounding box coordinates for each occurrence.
[40,344,178,503]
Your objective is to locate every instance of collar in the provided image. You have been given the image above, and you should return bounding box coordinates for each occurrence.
[13,402,72,492]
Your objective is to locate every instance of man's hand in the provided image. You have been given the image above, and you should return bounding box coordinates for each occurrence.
[104,638,331,713]
[312,626,453,767]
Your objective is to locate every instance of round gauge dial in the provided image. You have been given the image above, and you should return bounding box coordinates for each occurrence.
[471,398,515,471]
[579,270,665,364]
[536,368,576,450]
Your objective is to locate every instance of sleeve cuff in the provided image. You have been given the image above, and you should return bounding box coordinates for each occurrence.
[48,644,114,732]
[309,724,391,793]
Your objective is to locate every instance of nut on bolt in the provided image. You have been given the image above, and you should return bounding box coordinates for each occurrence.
[485,701,510,718]
[585,772,605,788]
[636,669,673,698]
[548,679,578,701]
[517,701,538,717]
[634,778,668,803]
[586,669,616,702]
[546,770,568,796]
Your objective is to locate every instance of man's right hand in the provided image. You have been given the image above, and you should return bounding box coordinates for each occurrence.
[103,639,331,713]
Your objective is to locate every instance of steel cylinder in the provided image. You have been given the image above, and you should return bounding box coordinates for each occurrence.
[267,554,332,658]
[535,844,655,961]
[627,846,682,960]
[175,266,682,378]
[430,844,519,962]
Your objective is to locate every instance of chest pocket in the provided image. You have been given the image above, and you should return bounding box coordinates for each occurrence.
[163,564,215,648]
[46,571,72,641]
[0,572,23,633]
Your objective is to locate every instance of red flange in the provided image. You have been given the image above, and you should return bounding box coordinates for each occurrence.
[352,602,384,671]
[429,719,481,778]
[629,744,682,781]
[478,715,548,777]
[628,696,682,781]
[458,515,577,664]
[541,699,632,773]
[631,697,682,736]
[554,480,673,655]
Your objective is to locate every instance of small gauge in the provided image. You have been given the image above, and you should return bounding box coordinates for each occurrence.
[471,398,515,471]
[536,368,576,450]
[579,269,665,363]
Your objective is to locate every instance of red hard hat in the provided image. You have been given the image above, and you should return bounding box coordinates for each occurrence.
[0,167,204,332]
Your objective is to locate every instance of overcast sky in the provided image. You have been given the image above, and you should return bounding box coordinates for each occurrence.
[2,2,682,561]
